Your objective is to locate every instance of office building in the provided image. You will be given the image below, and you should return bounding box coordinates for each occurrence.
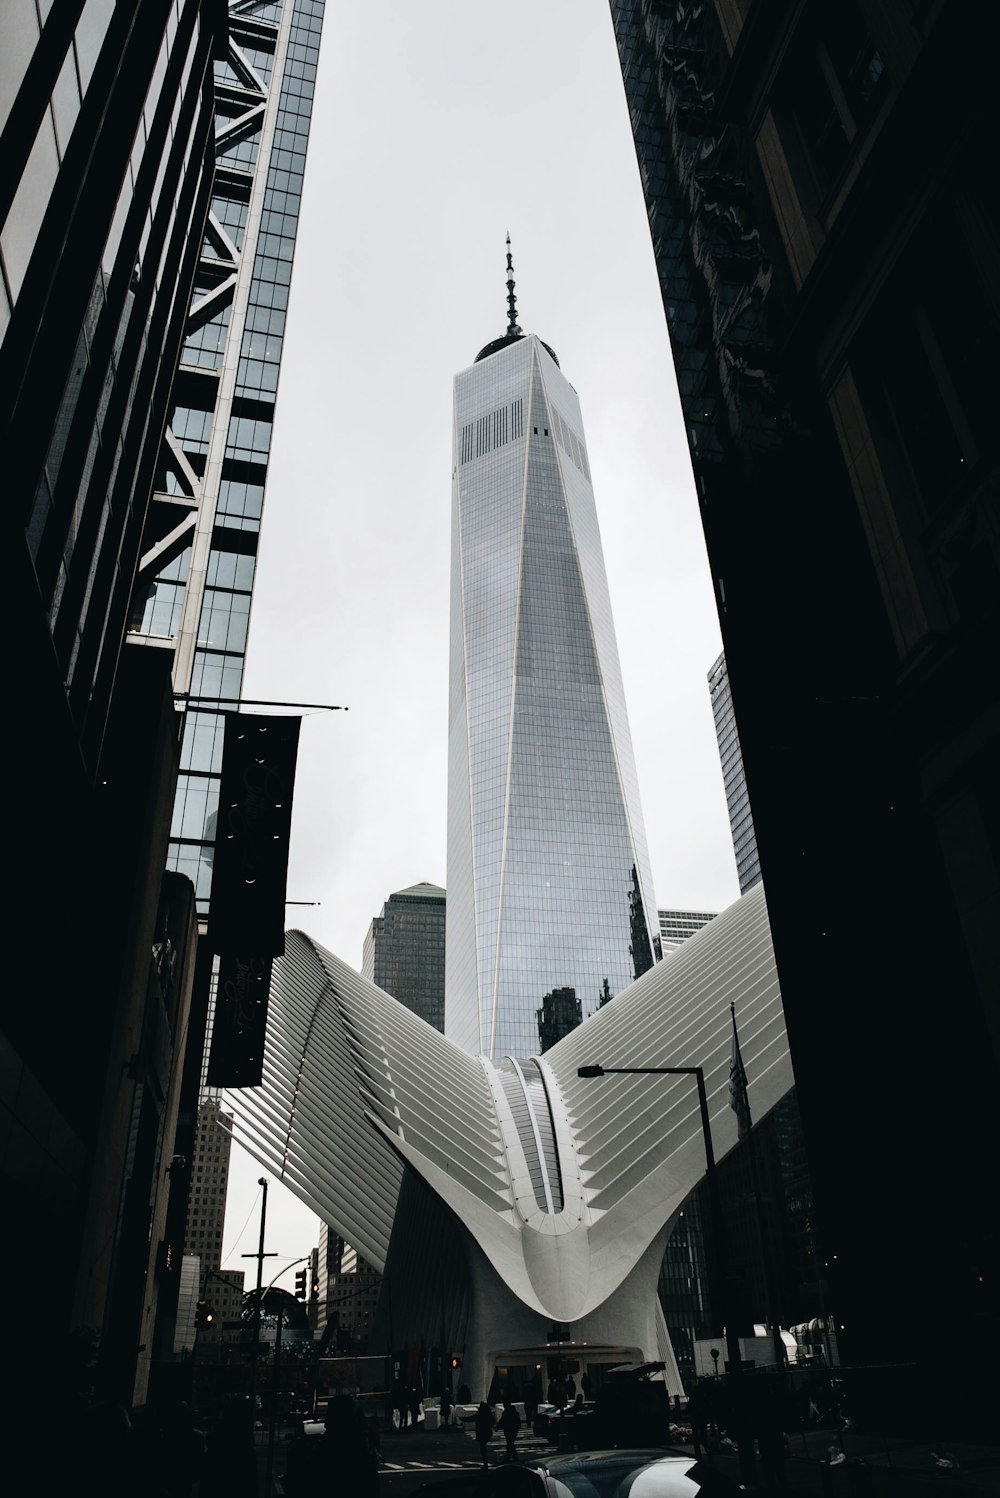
[129,0,325,923]
[446,250,661,1060]
[707,653,760,895]
[124,0,327,1392]
[317,1228,381,1353]
[657,908,717,954]
[182,1097,233,1284]
[354,879,448,1334]
[362,882,447,1032]
[4,0,227,1410]
[609,0,999,1406]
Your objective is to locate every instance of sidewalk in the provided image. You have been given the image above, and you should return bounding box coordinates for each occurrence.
[682,1426,1000,1495]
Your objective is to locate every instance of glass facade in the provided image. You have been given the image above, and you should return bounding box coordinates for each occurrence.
[446,333,659,1060]
[126,0,325,918]
[361,882,447,1033]
[4,0,222,766]
[708,652,760,895]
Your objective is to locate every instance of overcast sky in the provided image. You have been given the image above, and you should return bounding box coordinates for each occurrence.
[220,0,739,1283]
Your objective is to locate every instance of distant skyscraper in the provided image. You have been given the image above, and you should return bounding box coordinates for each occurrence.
[362,881,447,1032]
[708,652,760,894]
[446,243,660,1059]
[658,908,717,954]
[182,1098,234,1285]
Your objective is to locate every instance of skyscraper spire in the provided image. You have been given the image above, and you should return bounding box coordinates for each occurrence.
[505,231,522,335]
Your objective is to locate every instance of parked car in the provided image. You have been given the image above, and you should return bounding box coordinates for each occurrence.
[487,1447,744,1496]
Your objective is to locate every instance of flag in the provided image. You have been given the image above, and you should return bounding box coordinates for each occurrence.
[729,1001,752,1140]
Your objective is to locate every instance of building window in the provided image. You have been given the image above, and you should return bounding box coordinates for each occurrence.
[774,2,887,202]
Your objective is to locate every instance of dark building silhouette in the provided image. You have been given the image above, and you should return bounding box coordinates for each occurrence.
[611,0,999,1407]
[362,882,447,1032]
[658,1088,823,1386]
[4,0,326,1414]
[536,986,582,1053]
[4,0,227,1410]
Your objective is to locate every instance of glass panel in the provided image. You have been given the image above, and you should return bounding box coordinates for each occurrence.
[1,111,60,299]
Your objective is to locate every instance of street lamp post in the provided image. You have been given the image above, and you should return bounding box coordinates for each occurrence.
[578,1063,755,1485]
[243,1178,278,1430]
[262,1255,312,1498]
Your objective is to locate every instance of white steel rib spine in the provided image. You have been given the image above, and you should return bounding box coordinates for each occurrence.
[227,883,793,1323]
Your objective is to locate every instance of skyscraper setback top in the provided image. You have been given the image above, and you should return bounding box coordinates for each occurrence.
[447,255,660,1059]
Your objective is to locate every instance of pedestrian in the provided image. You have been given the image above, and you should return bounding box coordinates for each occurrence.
[581,1371,592,1401]
[440,1383,453,1428]
[321,1393,379,1497]
[499,1399,521,1462]
[474,1400,496,1469]
[393,1381,408,1429]
[524,1375,541,1428]
[200,1396,257,1498]
[408,1384,422,1429]
[368,1413,383,1464]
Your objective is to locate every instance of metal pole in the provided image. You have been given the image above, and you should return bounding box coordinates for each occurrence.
[264,1304,283,1498]
[244,1178,277,1430]
[577,1064,756,1487]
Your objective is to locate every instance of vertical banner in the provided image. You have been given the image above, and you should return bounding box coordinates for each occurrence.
[206,953,272,1088]
[208,713,301,957]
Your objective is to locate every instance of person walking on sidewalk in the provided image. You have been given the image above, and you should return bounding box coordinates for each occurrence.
[499,1400,521,1462]
[440,1384,453,1428]
[474,1401,496,1470]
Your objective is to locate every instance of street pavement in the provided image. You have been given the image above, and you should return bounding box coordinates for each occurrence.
[261,1413,1000,1497]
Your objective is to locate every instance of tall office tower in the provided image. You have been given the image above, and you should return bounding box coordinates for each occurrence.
[446,245,660,1059]
[657,908,717,954]
[707,653,759,894]
[182,1097,233,1284]
[362,882,447,1032]
[128,0,325,924]
[610,0,999,1409]
[316,1226,380,1352]
[124,0,327,1393]
[4,0,227,1407]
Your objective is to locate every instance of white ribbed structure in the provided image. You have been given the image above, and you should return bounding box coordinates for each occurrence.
[227,882,792,1378]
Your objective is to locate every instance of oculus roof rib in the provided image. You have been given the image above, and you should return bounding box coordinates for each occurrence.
[226,884,792,1321]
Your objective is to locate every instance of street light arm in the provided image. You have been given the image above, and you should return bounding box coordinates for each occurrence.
[266,1254,311,1291]
[578,1064,702,1077]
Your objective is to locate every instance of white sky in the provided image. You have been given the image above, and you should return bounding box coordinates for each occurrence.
[220,0,739,1284]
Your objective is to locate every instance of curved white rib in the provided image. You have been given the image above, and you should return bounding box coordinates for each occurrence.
[227,884,792,1321]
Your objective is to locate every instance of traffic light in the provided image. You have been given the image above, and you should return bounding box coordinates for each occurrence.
[294,1267,308,1299]
[196,1301,215,1327]
[311,1275,320,1300]
[450,1355,462,1370]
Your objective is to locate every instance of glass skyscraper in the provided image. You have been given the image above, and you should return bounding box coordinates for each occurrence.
[128,0,325,936]
[446,262,660,1059]
[362,881,447,1032]
[708,651,760,895]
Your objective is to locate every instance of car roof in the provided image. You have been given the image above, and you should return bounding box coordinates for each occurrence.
[539,1448,691,1472]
